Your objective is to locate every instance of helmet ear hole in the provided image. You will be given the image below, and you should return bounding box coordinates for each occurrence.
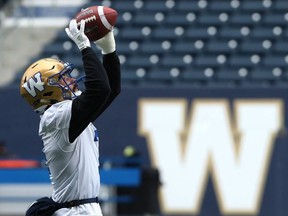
[43,92,53,97]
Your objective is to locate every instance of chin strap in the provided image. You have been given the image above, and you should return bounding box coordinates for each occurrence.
[72,90,82,99]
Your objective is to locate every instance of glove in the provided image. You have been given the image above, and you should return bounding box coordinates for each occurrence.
[94,31,116,55]
[65,19,90,51]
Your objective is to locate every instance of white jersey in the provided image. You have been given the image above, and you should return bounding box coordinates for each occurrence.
[39,100,102,216]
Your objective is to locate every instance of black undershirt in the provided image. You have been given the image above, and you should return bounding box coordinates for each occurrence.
[68,47,121,143]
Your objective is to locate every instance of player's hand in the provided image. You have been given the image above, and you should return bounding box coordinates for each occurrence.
[94,31,116,55]
[65,19,90,51]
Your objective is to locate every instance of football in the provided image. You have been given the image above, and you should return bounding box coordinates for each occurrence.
[74,5,118,41]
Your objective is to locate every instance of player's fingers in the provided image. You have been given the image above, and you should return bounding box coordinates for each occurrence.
[65,28,73,38]
[69,19,75,29]
[79,20,85,33]
[69,19,78,34]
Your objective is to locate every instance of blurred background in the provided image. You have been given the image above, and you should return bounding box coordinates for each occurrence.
[1,0,288,215]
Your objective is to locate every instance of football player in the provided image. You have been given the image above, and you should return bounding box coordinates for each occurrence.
[20,19,120,216]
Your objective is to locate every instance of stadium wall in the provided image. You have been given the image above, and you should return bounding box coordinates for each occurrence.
[0,86,288,216]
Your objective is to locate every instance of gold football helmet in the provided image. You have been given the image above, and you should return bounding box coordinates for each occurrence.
[20,58,81,114]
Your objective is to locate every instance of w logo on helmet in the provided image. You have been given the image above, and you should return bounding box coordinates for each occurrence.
[22,72,45,97]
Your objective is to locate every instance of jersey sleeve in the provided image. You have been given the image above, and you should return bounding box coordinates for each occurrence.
[69,47,111,143]
[40,101,72,144]
[90,51,121,119]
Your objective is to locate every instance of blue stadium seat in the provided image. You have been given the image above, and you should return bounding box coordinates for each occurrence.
[241,1,271,12]
[194,55,221,67]
[250,67,283,81]
[206,40,236,54]
[218,27,244,39]
[120,28,147,41]
[160,55,186,68]
[185,27,215,39]
[147,67,177,82]
[273,40,288,53]
[144,1,168,12]
[216,67,248,81]
[111,1,136,13]
[274,1,288,11]
[115,14,133,27]
[197,12,226,26]
[262,55,288,67]
[165,13,194,27]
[126,55,152,68]
[197,13,225,26]
[282,70,288,80]
[117,42,137,55]
[229,54,255,67]
[152,27,182,40]
[173,40,205,54]
[250,26,277,39]
[229,13,255,26]
[121,68,146,83]
[145,71,168,81]
[176,1,202,12]
[284,28,288,38]
[263,13,287,25]
[208,1,236,12]
[140,41,171,55]
[180,67,215,81]
[240,39,269,54]
[132,12,164,27]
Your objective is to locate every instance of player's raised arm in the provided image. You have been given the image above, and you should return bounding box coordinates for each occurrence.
[92,31,121,118]
[65,19,112,143]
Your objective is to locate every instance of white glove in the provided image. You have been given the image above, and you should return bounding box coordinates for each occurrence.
[94,31,116,55]
[65,19,90,51]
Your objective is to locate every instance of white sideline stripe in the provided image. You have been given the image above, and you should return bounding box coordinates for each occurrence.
[0,184,52,197]
[22,0,88,7]
[97,6,113,31]
[3,17,69,27]
[0,202,33,214]
[0,184,111,215]
[0,184,52,214]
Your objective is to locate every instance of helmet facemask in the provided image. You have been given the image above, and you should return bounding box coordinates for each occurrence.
[49,62,85,100]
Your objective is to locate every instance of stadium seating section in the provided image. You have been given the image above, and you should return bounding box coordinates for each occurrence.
[14,0,288,87]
